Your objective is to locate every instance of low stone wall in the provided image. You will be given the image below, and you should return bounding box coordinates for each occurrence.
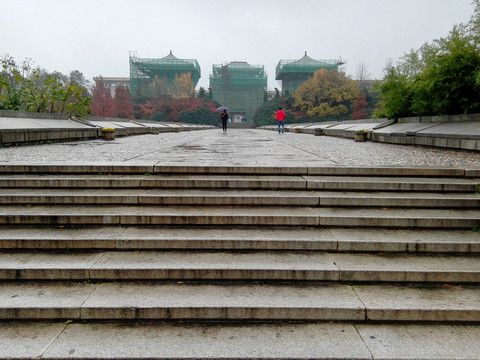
[0,110,70,120]
[0,128,99,146]
[0,111,213,146]
[372,115,480,151]
[260,114,480,152]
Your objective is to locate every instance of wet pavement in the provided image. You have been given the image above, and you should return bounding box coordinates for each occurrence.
[0,129,479,167]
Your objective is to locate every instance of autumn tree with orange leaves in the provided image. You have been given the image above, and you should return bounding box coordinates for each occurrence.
[293,68,359,120]
[352,92,369,119]
[113,85,133,119]
[90,78,113,117]
[139,100,156,118]
[171,73,194,99]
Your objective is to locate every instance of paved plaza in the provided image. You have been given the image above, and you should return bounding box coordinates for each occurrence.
[1,128,479,167]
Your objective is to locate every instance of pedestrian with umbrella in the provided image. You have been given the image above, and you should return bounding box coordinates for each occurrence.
[218,107,229,132]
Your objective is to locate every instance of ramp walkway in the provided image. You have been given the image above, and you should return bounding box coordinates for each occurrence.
[0,129,480,359]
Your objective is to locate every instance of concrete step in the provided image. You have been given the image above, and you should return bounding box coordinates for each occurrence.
[0,205,478,228]
[1,251,478,282]
[0,188,478,208]
[1,227,479,253]
[0,282,478,322]
[0,174,478,192]
[314,207,480,228]
[2,322,480,359]
[1,163,476,177]
[0,174,307,189]
[0,205,319,226]
[318,191,480,208]
[305,175,480,192]
[0,189,319,206]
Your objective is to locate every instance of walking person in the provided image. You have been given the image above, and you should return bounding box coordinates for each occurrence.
[276,107,286,134]
[221,109,228,132]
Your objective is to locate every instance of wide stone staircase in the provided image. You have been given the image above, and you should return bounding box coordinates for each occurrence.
[0,164,480,359]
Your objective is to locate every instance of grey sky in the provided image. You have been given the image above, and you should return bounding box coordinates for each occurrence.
[1,0,475,90]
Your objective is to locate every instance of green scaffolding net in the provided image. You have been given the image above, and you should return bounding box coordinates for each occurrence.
[210,61,267,120]
[129,51,201,97]
[276,52,343,93]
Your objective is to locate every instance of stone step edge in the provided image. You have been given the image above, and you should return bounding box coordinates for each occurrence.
[1,237,478,253]
[0,207,478,228]
[2,269,477,282]
[1,192,479,207]
[2,255,479,282]
[2,322,479,360]
[1,177,477,192]
[0,283,478,322]
[0,163,478,177]
[1,227,478,253]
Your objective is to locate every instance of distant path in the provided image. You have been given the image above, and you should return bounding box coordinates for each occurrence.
[1,129,479,167]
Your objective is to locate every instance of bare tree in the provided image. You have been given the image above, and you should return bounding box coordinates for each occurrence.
[355,62,371,83]
[384,58,394,74]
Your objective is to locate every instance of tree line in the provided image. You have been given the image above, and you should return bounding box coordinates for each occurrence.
[254,0,480,125]
[91,74,221,126]
[375,0,480,119]
[0,56,90,117]
[252,68,377,127]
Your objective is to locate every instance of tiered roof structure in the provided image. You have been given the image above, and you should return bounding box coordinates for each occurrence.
[275,52,344,93]
[129,51,201,97]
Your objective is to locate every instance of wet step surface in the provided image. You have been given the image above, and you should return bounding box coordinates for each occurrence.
[0,282,479,322]
[1,321,480,360]
[1,251,479,282]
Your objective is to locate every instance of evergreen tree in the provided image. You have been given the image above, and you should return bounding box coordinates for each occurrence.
[375,0,480,118]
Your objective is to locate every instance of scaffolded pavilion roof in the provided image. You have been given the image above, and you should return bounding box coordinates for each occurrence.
[210,61,267,86]
[275,52,342,80]
[129,51,201,96]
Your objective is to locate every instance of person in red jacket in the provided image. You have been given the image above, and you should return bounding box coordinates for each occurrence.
[276,107,286,134]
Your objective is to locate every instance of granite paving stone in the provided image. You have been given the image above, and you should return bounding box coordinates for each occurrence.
[0,283,96,319]
[41,322,372,359]
[81,283,364,320]
[89,251,340,281]
[0,205,321,226]
[329,228,480,253]
[331,253,480,282]
[2,321,479,359]
[357,324,480,359]
[115,227,337,250]
[353,284,480,321]
[0,252,105,280]
[0,322,66,359]
[314,207,480,228]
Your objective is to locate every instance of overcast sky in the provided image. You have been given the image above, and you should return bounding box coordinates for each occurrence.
[1,0,475,90]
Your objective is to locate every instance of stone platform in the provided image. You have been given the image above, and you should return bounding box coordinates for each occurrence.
[261,113,480,152]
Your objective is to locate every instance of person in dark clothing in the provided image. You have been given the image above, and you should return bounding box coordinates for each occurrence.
[221,109,228,132]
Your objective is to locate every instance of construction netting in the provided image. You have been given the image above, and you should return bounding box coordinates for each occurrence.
[129,52,201,97]
[275,52,343,93]
[209,61,267,120]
